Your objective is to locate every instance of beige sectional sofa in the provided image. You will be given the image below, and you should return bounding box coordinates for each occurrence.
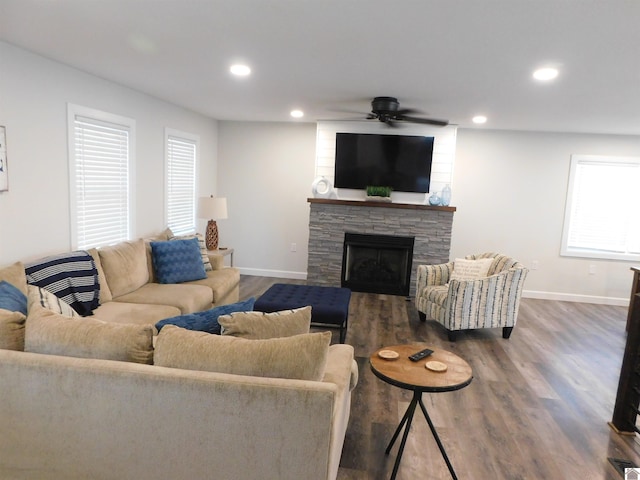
[89,230,240,326]
[0,236,358,480]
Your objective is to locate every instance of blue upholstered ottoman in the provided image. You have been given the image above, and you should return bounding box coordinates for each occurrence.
[254,283,351,343]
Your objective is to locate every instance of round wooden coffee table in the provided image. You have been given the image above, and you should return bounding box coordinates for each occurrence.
[370,345,473,480]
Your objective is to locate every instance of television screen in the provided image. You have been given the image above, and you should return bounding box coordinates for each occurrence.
[334,132,434,193]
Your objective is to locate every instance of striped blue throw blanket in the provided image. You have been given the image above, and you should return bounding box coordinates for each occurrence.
[25,250,100,316]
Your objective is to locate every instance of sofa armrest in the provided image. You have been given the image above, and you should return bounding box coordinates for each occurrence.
[207,254,225,270]
[321,344,357,392]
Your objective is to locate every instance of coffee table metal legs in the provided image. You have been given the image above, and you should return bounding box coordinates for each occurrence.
[385,391,458,480]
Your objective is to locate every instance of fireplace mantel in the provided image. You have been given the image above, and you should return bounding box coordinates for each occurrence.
[307,198,455,296]
[307,198,456,212]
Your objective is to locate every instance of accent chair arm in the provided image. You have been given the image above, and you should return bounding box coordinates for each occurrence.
[416,262,454,292]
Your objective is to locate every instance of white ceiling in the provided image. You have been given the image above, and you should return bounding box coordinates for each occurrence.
[1,0,639,135]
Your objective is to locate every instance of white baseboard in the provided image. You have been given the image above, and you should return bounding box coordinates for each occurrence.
[237,267,307,280]
[523,289,629,307]
[232,275,630,307]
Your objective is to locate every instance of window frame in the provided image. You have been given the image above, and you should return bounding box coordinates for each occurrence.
[560,154,640,261]
[67,103,136,250]
[164,128,199,236]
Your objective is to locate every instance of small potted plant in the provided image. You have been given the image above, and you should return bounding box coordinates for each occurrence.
[366,185,393,202]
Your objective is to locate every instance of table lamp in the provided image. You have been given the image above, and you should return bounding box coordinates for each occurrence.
[198,196,228,250]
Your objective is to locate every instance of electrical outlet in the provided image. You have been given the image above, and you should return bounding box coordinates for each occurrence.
[531,260,539,270]
[589,264,596,275]
[290,243,297,252]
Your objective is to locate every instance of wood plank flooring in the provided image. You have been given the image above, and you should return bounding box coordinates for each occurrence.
[239,275,640,479]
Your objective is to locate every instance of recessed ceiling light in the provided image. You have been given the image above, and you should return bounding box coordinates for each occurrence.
[230,64,251,76]
[290,110,304,118]
[472,115,487,124]
[533,67,559,81]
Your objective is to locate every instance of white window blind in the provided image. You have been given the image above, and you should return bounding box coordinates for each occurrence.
[561,154,640,261]
[166,131,198,236]
[68,105,135,250]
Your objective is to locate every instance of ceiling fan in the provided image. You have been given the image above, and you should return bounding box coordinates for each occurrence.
[363,96,448,127]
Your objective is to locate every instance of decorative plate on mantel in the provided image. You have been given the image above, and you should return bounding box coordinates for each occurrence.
[365,195,392,203]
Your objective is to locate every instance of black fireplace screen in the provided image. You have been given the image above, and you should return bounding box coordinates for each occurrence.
[341,233,415,296]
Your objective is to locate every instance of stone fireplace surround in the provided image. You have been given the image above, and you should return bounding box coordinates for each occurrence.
[307,199,455,297]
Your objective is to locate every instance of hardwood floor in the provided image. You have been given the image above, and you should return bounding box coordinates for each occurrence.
[239,275,640,479]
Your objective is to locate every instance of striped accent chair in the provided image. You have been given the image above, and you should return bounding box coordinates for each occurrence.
[415,253,528,341]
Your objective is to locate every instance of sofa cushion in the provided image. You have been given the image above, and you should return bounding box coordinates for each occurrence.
[219,306,311,339]
[144,228,176,283]
[93,301,181,327]
[0,308,26,351]
[155,297,256,334]
[0,261,28,296]
[168,233,213,272]
[27,285,79,318]
[114,282,212,314]
[450,258,494,281]
[25,305,154,364]
[0,280,28,315]
[155,326,330,381]
[182,268,240,304]
[98,239,149,298]
[151,238,207,284]
[88,248,113,303]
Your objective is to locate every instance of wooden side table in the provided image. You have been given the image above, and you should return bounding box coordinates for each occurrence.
[208,248,234,267]
[370,345,473,480]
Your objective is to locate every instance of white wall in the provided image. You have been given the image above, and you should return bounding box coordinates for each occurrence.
[217,121,316,278]
[453,129,640,304]
[218,121,639,304]
[0,41,218,265]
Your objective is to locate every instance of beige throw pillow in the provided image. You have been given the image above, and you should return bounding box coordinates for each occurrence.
[450,258,494,281]
[0,261,28,296]
[0,308,26,351]
[88,248,112,303]
[25,305,154,364]
[98,239,149,298]
[155,326,330,381]
[219,306,311,339]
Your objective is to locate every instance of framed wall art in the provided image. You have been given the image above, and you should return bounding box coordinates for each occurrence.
[0,126,7,192]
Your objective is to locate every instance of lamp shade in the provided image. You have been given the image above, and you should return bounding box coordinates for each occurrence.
[198,196,228,220]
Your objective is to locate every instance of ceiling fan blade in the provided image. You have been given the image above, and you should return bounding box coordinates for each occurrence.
[395,108,420,116]
[399,115,449,127]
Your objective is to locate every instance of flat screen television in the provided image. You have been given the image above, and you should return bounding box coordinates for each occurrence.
[333,132,435,193]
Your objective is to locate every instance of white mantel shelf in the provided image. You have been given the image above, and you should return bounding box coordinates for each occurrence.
[307,198,456,212]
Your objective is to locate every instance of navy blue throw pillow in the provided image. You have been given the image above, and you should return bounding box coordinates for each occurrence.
[155,297,256,334]
[151,238,207,284]
[0,280,28,315]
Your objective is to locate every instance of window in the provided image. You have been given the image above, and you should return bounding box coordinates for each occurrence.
[561,154,640,261]
[165,129,198,236]
[68,104,135,250]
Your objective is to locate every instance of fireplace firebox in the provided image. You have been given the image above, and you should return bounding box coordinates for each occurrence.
[341,233,415,296]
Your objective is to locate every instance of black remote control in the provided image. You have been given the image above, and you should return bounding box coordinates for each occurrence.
[409,348,434,362]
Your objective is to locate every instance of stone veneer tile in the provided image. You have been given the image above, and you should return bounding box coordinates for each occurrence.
[307,200,455,296]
